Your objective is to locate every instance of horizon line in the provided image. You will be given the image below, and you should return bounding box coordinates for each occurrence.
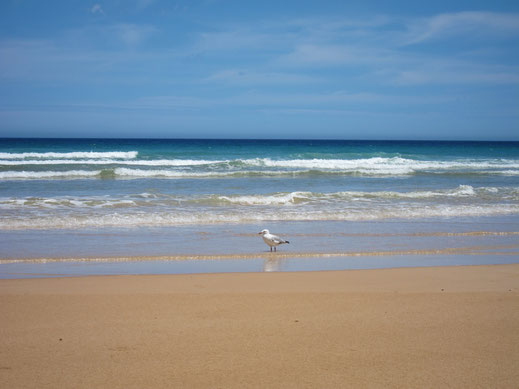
[1,137,518,142]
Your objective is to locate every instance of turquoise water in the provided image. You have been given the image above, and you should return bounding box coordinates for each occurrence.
[1,139,518,229]
[0,138,518,276]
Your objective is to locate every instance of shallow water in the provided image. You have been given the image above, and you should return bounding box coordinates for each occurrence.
[1,217,518,278]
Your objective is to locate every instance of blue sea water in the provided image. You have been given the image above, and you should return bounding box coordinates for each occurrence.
[0,138,518,276]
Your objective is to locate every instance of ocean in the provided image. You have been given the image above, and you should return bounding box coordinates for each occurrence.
[1,138,518,277]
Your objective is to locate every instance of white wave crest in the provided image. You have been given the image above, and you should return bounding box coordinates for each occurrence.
[214,186,490,205]
[216,186,481,205]
[3,156,518,173]
[0,151,138,159]
[498,170,519,176]
[1,186,513,210]
[113,168,231,178]
[0,168,311,180]
[112,168,315,178]
[241,157,519,175]
[383,185,476,198]
[1,204,517,230]
[1,156,518,179]
[0,158,222,166]
[0,197,137,209]
[0,170,101,179]
[218,192,312,205]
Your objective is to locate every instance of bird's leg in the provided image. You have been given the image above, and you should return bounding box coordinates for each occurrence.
[274,247,277,252]
[270,247,272,252]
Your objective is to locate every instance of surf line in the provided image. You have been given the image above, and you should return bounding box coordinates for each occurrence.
[236,231,519,238]
[1,244,518,264]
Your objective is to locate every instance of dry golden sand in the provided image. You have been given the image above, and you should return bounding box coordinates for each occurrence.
[1,264,519,388]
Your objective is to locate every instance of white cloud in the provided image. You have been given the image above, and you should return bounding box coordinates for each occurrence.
[404,11,519,45]
[196,30,280,52]
[393,67,519,85]
[135,0,156,9]
[0,37,164,83]
[90,4,104,15]
[276,44,399,67]
[204,69,318,85]
[278,45,356,66]
[215,91,450,108]
[1,12,517,90]
[109,24,157,47]
[6,91,449,116]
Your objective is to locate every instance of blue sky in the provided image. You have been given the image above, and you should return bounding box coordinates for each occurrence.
[0,0,518,140]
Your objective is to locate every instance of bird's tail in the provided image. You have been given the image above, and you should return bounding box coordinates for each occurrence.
[285,240,290,244]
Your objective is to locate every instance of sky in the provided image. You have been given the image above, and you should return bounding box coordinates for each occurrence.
[0,0,518,140]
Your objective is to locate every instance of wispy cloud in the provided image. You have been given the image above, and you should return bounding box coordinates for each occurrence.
[1,11,518,99]
[90,4,105,15]
[393,65,519,85]
[0,35,168,83]
[213,91,453,108]
[204,69,318,85]
[135,0,156,10]
[404,11,519,45]
[2,89,453,115]
[275,44,398,67]
[196,30,281,52]
[110,23,158,47]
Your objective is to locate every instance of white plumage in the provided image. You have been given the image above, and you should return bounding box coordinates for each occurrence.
[258,229,290,252]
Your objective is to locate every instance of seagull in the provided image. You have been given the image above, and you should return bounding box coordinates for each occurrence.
[258,229,290,252]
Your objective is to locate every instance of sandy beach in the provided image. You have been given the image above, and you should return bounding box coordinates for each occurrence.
[1,264,518,388]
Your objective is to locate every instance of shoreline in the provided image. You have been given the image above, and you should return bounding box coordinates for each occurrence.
[3,243,519,263]
[2,250,518,279]
[2,264,518,388]
[1,262,517,288]
[2,220,518,267]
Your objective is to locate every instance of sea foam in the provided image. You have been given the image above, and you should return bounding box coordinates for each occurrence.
[1,186,515,210]
[1,156,518,180]
[0,151,138,159]
[0,203,517,230]
[0,170,101,179]
[0,158,222,166]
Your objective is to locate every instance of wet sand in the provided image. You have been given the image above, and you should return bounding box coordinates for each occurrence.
[1,264,519,388]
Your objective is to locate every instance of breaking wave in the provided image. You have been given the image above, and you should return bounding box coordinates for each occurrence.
[214,185,486,205]
[1,156,518,180]
[0,168,316,180]
[0,151,138,159]
[0,159,223,166]
[0,181,518,209]
[0,170,101,179]
[0,204,517,230]
[242,157,519,171]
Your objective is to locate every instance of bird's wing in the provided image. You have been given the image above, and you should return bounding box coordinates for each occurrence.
[270,234,286,244]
